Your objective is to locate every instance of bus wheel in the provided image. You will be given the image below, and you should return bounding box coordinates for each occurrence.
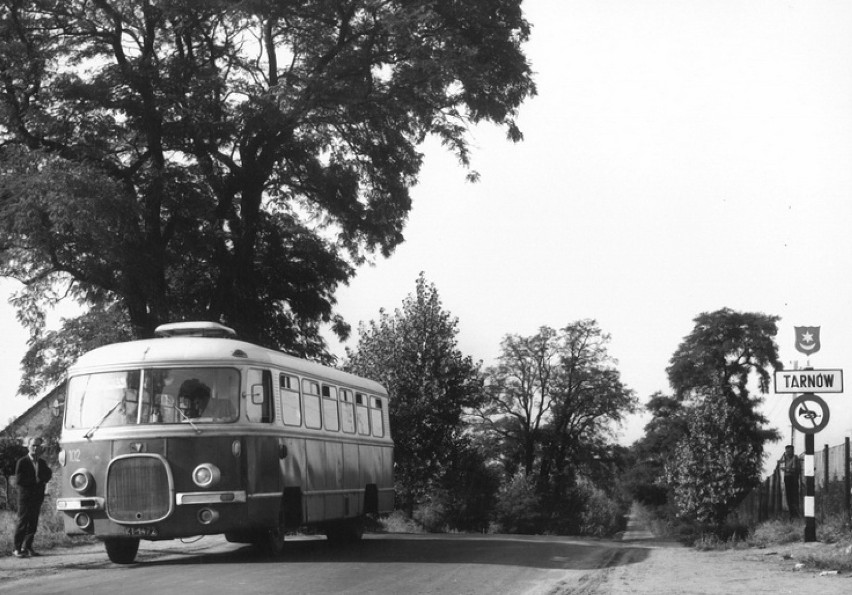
[253,525,285,557]
[104,537,140,564]
[325,518,364,545]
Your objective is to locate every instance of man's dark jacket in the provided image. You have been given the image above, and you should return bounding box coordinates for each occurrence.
[15,455,53,503]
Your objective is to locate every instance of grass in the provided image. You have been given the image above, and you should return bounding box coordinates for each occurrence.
[377,510,425,534]
[746,515,852,573]
[633,502,852,572]
[1,505,95,555]
[694,515,852,573]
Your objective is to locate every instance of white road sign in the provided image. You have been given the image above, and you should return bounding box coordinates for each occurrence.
[774,369,843,394]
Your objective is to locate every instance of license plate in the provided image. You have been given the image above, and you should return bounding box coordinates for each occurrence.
[125,526,159,537]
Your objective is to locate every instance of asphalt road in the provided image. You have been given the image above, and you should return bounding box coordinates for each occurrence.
[0,533,652,595]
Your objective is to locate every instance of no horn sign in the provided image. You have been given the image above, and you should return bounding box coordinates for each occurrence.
[774,369,843,394]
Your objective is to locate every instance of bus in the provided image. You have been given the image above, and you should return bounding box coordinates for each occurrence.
[56,322,394,563]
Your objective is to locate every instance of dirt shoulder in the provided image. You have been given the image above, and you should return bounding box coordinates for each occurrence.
[587,541,850,594]
[0,537,221,585]
[576,508,852,595]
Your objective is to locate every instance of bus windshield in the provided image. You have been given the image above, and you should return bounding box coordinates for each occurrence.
[65,367,240,429]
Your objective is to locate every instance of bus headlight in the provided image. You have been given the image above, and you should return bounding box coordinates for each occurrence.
[192,463,221,488]
[70,469,94,494]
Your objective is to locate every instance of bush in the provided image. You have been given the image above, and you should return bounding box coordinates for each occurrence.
[577,479,628,537]
[491,473,543,534]
[413,492,449,532]
[379,510,425,534]
[748,519,803,547]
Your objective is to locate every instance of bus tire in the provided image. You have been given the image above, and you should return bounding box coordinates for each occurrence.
[104,537,140,564]
[261,525,286,557]
[325,517,364,545]
[224,531,254,544]
[254,506,286,557]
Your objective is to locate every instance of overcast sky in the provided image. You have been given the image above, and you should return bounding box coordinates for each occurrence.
[3,0,852,465]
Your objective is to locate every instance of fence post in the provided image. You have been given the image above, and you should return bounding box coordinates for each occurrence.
[845,437,850,523]
[822,443,829,522]
[774,465,782,518]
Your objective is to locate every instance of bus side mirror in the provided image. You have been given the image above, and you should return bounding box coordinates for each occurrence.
[250,384,264,405]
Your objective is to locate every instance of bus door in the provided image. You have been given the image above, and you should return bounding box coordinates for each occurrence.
[245,368,282,524]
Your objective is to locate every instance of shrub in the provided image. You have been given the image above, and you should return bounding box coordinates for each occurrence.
[491,472,543,534]
[379,510,425,534]
[577,479,628,537]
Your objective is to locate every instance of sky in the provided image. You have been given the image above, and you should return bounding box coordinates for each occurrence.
[3,0,852,469]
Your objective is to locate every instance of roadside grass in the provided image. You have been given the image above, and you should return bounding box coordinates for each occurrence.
[633,502,852,572]
[1,506,95,555]
[748,514,852,573]
[378,510,426,534]
[691,514,852,573]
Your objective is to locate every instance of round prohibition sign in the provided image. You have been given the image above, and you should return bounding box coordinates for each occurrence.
[789,393,830,434]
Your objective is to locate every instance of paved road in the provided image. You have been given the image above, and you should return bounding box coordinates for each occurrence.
[0,532,653,595]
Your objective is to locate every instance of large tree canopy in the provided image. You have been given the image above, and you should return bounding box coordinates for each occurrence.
[0,0,535,365]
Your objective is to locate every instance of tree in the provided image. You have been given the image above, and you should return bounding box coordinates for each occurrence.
[345,273,483,514]
[478,326,560,477]
[479,321,636,531]
[668,389,760,527]
[623,392,687,506]
[0,438,26,509]
[0,0,536,365]
[667,308,782,400]
[18,305,132,397]
[665,308,782,528]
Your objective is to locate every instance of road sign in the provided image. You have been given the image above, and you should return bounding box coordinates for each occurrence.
[789,393,830,434]
[794,326,821,355]
[774,369,843,393]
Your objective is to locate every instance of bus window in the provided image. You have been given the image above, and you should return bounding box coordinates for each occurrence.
[339,389,355,434]
[321,385,339,431]
[246,369,273,423]
[65,371,140,429]
[66,368,239,428]
[355,392,370,436]
[302,379,322,429]
[280,374,301,426]
[370,396,384,438]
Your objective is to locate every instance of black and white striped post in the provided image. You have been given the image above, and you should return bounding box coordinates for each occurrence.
[788,392,830,542]
[803,432,816,542]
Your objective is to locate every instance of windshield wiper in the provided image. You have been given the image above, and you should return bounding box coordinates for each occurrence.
[84,400,124,439]
[176,406,202,434]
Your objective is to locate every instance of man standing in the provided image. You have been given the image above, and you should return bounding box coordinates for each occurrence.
[13,436,53,558]
[781,444,801,519]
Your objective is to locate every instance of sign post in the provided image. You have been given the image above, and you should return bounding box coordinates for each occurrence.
[788,393,828,542]
[775,326,842,543]
[804,433,816,542]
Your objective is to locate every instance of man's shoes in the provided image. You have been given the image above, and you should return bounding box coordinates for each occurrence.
[26,549,40,557]
[12,549,29,558]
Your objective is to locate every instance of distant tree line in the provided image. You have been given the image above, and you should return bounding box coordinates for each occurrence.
[348,282,782,535]
[346,273,637,535]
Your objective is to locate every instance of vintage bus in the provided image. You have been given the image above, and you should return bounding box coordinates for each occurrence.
[56,322,394,563]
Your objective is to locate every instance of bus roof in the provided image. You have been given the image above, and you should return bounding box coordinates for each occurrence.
[69,336,388,397]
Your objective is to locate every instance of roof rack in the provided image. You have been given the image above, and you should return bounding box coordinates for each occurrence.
[154,321,237,338]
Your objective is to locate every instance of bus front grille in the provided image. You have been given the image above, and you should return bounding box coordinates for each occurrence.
[106,455,173,523]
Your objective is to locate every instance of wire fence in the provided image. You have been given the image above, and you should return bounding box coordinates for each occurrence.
[737,437,851,525]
